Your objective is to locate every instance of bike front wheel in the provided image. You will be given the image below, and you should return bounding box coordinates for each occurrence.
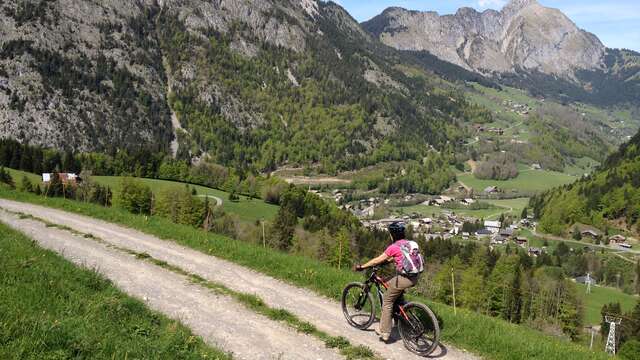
[341,282,376,330]
[397,302,440,356]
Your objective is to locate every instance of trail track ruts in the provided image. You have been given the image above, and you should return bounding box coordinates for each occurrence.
[0,199,479,360]
[0,207,340,360]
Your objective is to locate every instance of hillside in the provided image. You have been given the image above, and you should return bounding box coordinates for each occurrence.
[1,0,636,183]
[1,0,500,173]
[531,128,640,235]
[0,0,173,152]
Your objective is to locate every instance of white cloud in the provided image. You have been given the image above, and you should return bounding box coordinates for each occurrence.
[477,0,507,9]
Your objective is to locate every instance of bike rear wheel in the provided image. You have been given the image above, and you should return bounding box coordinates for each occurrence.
[341,282,376,330]
[397,302,440,356]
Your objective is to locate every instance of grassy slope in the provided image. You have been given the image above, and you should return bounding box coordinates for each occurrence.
[0,187,610,360]
[0,222,228,360]
[5,168,278,222]
[94,176,278,222]
[457,169,576,193]
[575,283,639,326]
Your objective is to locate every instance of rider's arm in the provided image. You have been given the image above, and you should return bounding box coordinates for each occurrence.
[360,253,392,269]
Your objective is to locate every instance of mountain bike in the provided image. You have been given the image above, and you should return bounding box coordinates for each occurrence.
[341,266,440,356]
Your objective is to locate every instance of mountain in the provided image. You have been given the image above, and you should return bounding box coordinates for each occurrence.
[0,0,173,153]
[530,128,640,235]
[363,0,640,106]
[0,0,491,172]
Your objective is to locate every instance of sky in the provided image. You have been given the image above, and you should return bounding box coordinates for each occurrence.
[333,0,640,51]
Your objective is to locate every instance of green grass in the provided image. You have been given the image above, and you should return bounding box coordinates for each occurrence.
[4,168,278,222]
[396,198,529,222]
[576,283,639,326]
[0,222,228,360]
[17,214,377,360]
[0,188,612,360]
[457,169,576,193]
[5,167,41,184]
[94,176,278,222]
[563,157,600,177]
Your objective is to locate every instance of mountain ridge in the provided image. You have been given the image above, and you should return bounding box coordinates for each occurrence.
[362,0,605,77]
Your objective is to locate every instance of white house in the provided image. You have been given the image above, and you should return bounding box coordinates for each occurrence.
[484,220,502,233]
[460,198,475,206]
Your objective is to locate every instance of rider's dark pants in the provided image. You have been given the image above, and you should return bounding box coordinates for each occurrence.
[380,275,418,335]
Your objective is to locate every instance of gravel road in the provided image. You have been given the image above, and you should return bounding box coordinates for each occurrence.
[0,199,479,360]
[0,207,341,360]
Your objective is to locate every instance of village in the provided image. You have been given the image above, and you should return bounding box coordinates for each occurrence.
[314,185,637,259]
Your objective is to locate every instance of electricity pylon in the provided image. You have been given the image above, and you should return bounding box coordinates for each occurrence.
[605,315,622,355]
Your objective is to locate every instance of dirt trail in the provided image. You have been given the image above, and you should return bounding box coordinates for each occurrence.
[0,199,478,360]
[0,207,341,360]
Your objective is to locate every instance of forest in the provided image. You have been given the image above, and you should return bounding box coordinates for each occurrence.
[531,128,640,235]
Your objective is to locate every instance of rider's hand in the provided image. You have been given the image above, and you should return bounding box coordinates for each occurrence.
[353,264,364,272]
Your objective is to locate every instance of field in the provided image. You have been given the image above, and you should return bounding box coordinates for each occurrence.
[397,204,507,220]
[4,168,278,222]
[457,168,576,193]
[0,187,611,360]
[94,176,278,222]
[576,283,639,326]
[0,222,226,359]
[396,197,529,221]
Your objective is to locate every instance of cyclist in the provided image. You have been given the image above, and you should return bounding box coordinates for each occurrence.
[354,221,419,342]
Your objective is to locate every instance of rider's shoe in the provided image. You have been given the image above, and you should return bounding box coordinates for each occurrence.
[374,327,390,342]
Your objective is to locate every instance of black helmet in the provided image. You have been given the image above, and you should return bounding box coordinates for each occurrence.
[388,221,405,241]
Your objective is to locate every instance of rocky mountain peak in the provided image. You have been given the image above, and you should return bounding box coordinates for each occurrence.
[503,0,539,12]
[362,0,605,79]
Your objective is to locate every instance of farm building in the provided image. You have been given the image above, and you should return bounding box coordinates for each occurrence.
[484,186,499,194]
[580,229,601,239]
[609,234,626,244]
[484,220,501,233]
[42,173,78,185]
[475,228,492,238]
[499,228,515,238]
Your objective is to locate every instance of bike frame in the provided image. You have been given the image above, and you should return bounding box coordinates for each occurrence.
[360,268,411,322]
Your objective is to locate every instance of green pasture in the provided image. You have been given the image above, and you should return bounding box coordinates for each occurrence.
[457,169,576,193]
[576,283,638,326]
[4,168,278,222]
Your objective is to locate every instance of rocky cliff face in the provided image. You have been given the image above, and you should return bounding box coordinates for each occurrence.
[0,0,467,169]
[0,0,173,152]
[363,0,606,78]
[0,0,320,153]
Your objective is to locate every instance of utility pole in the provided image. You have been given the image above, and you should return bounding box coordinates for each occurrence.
[588,326,595,350]
[262,219,266,248]
[605,315,622,355]
[451,268,457,315]
[338,238,342,270]
[586,272,592,294]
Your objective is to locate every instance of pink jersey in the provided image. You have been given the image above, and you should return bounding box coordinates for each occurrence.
[384,240,409,273]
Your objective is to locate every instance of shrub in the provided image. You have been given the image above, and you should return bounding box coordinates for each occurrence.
[154,187,206,227]
[118,178,153,214]
[19,175,33,193]
[619,340,640,360]
[0,167,15,188]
